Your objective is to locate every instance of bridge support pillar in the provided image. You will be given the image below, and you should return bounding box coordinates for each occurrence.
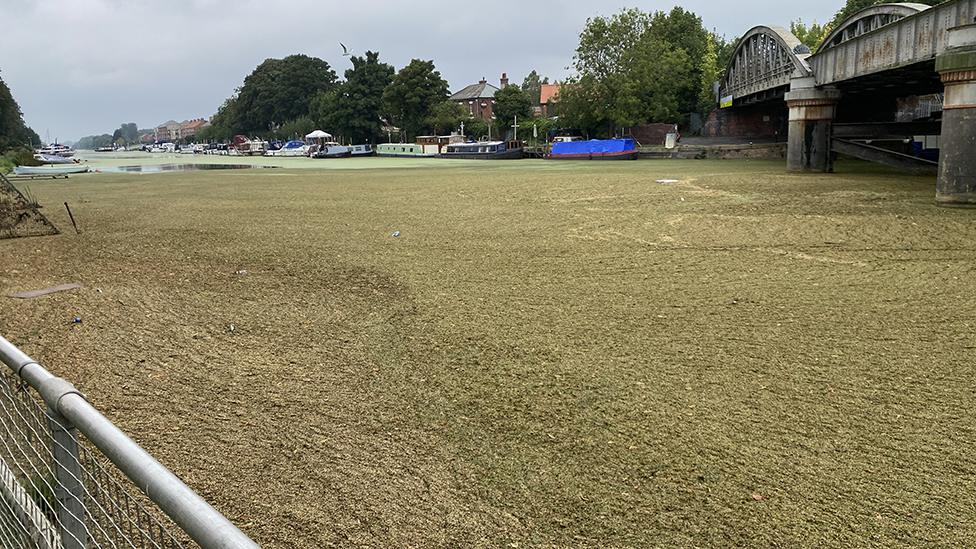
[936,25,976,207]
[785,78,841,172]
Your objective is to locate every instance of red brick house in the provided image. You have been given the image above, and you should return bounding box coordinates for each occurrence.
[538,84,562,118]
[450,74,513,121]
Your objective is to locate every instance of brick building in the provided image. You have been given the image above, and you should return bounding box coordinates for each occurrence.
[450,73,513,121]
[154,120,180,142]
[153,118,210,142]
[181,118,209,139]
[538,84,562,118]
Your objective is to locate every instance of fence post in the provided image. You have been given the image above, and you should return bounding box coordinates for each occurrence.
[46,410,87,549]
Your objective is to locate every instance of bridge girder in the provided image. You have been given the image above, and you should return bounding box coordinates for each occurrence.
[809,0,976,87]
[720,26,812,106]
[819,3,931,51]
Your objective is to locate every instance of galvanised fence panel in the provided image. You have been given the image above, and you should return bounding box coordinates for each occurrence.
[0,335,260,549]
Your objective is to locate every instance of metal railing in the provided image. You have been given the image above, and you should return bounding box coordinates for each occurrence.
[0,335,260,548]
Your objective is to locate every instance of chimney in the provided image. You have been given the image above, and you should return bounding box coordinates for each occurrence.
[500,73,509,87]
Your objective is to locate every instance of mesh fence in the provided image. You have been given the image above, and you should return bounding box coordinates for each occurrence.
[0,371,192,548]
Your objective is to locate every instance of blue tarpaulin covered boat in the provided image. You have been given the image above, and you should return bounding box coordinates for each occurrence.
[550,138,639,160]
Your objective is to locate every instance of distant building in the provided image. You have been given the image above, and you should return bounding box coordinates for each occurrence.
[181,118,209,139]
[450,73,512,122]
[154,120,179,142]
[538,84,562,118]
[153,118,210,142]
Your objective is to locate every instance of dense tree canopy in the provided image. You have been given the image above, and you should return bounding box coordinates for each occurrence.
[75,134,114,150]
[199,97,239,141]
[111,122,139,144]
[382,59,449,139]
[521,70,550,106]
[228,54,338,135]
[493,86,532,137]
[557,8,696,136]
[426,101,467,135]
[0,71,40,151]
[648,7,710,116]
[311,51,394,143]
[698,33,720,113]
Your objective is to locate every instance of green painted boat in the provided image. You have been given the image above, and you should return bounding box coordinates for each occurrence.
[376,143,436,158]
[13,165,90,175]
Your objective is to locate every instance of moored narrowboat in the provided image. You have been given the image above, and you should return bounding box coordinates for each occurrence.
[376,143,437,157]
[549,138,639,160]
[440,140,523,160]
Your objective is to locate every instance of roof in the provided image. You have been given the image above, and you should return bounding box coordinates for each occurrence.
[182,119,208,130]
[450,81,500,101]
[540,84,562,104]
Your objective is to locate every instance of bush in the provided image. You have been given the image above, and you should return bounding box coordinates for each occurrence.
[0,148,40,174]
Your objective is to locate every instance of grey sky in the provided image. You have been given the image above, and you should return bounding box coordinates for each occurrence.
[0,0,841,141]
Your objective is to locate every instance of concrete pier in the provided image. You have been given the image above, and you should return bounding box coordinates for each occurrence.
[785,78,841,172]
[936,24,976,207]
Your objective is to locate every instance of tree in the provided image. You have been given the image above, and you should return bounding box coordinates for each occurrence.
[791,20,830,52]
[233,54,338,134]
[521,70,550,106]
[465,118,495,141]
[275,117,316,140]
[118,122,139,144]
[75,134,114,150]
[426,101,467,135]
[559,8,694,136]
[311,51,394,143]
[648,7,710,116]
[202,96,240,140]
[493,86,532,137]
[715,35,739,74]
[0,70,39,151]
[574,9,652,82]
[382,59,449,139]
[698,33,720,113]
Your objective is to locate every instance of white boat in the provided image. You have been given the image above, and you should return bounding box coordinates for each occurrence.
[310,142,352,158]
[149,143,176,153]
[230,135,267,156]
[349,144,375,157]
[33,154,79,165]
[36,143,75,157]
[267,140,309,157]
[304,130,349,158]
[14,165,89,175]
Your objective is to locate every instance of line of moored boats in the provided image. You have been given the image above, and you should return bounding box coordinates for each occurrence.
[163,131,641,161]
[22,132,640,174]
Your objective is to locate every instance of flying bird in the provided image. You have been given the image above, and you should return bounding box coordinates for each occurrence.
[340,43,351,57]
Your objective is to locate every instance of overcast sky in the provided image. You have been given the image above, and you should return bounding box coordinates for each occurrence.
[0,0,841,142]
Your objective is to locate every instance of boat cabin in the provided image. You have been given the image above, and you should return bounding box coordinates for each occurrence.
[444,141,509,155]
[415,135,466,154]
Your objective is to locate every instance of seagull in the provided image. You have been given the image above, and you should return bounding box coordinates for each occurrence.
[340,43,351,57]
